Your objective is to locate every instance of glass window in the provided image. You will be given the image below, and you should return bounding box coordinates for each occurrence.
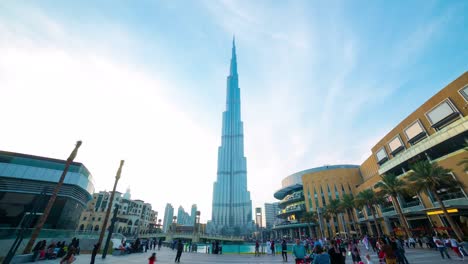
[426,99,459,126]
[404,120,426,143]
[388,135,404,153]
[334,185,340,200]
[459,85,468,101]
[376,147,388,164]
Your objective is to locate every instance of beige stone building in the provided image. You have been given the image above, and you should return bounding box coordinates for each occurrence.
[77,189,158,236]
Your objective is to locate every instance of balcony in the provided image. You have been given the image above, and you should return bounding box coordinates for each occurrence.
[279,192,304,207]
[277,204,306,217]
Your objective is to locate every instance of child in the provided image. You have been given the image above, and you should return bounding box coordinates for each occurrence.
[149,252,157,264]
[365,254,374,264]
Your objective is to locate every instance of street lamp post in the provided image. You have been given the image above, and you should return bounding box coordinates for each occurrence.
[98,160,124,255]
[102,204,119,259]
[23,141,82,254]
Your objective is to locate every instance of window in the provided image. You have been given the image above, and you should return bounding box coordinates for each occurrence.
[404,120,427,144]
[459,85,468,101]
[376,147,388,165]
[388,135,405,156]
[92,217,95,221]
[425,99,460,129]
[98,217,101,221]
[83,217,87,221]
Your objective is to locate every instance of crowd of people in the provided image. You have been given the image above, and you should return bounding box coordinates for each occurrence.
[250,233,468,264]
[31,237,80,263]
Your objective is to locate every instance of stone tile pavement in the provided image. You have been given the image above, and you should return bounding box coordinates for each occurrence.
[39,246,467,263]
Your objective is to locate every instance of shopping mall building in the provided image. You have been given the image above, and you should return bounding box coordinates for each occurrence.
[0,151,95,229]
[273,71,468,238]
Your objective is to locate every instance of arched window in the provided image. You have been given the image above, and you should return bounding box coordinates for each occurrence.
[118,227,122,233]
[94,225,99,231]
[79,224,84,231]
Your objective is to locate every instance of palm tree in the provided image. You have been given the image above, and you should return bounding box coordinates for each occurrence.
[375,173,412,238]
[340,194,360,234]
[408,160,465,241]
[301,211,318,238]
[356,189,382,237]
[457,138,468,171]
[321,206,333,237]
[326,199,343,235]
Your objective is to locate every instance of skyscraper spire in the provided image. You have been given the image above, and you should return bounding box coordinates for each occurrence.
[210,39,252,235]
[230,35,237,76]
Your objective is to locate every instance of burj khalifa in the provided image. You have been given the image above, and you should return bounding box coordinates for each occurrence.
[210,38,253,235]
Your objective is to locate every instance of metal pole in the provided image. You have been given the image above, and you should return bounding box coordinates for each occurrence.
[23,141,82,254]
[102,205,119,259]
[98,160,124,254]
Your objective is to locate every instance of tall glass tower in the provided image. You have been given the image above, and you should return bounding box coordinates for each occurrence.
[211,38,252,235]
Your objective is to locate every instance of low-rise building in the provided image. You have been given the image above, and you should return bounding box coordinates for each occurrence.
[77,189,158,236]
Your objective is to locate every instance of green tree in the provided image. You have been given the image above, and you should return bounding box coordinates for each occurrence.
[301,211,318,238]
[340,194,360,234]
[321,206,333,237]
[457,139,468,171]
[408,160,465,241]
[356,189,382,237]
[327,199,343,235]
[375,173,412,238]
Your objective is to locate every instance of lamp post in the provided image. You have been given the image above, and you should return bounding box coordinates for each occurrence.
[98,160,124,255]
[102,204,119,259]
[23,141,82,254]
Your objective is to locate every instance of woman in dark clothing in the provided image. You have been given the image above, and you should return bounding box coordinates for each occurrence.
[328,240,345,264]
[281,239,288,262]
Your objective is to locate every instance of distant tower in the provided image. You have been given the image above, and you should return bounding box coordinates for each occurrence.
[123,187,131,200]
[210,38,253,235]
[162,203,174,232]
[191,204,197,226]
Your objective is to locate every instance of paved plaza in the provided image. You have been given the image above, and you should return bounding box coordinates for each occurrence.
[38,246,467,264]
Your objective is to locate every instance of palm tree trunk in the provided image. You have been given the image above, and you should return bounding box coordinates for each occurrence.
[349,208,362,234]
[392,195,413,238]
[370,204,382,237]
[334,213,340,235]
[433,190,464,241]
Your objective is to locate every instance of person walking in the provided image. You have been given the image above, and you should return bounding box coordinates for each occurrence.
[292,239,306,264]
[90,242,99,264]
[433,236,451,260]
[349,241,362,264]
[175,240,183,263]
[271,239,276,256]
[313,246,330,264]
[158,238,162,251]
[148,252,157,264]
[449,236,463,259]
[281,239,288,262]
[328,240,344,264]
[255,240,260,257]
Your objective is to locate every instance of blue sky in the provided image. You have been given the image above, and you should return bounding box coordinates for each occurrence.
[0,0,467,222]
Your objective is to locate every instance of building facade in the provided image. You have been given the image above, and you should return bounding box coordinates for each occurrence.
[0,150,94,229]
[264,202,281,229]
[77,190,158,236]
[162,203,174,233]
[210,39,253,235]
[273,71,468,239]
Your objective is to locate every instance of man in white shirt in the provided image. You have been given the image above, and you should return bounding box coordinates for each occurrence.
[433,236,451,259]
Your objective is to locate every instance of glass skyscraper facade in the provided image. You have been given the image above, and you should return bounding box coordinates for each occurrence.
[0,150,94,229]
[210,39,253,235]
